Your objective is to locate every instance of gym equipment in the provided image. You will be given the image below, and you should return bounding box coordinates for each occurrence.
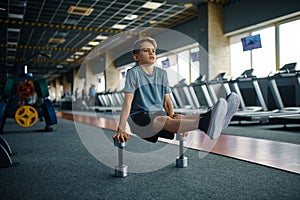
[114,139,128,178]
[3,78,14,98]
[15,106,39,127]
[43,99,57,126]
[0,102,13,157]
[0,135,13,156]
[175,134,188,168]
[35,79,49,98]
[0,74,57,132]
[230,69,267,112]
[0,144,13,168]
[17,81,35,99]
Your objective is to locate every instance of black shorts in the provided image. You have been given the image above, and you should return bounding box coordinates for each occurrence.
[128,111,174,143]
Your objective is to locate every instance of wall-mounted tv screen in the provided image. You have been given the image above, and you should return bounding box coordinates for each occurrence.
[161,58,170,68]
[241,34,262,51]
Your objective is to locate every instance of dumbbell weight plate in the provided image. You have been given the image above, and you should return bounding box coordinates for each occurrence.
[17,81,35,99]
[14,106,39,127]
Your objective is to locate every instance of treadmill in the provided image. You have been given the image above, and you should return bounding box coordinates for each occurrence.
[233,63,300,123]
[171,78,209,115]
[268,70,300,125]
[230,69,268,112]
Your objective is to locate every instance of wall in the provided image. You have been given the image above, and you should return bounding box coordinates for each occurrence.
[223,0,300,34]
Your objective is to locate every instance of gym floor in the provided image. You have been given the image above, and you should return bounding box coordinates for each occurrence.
[0,110,299,200]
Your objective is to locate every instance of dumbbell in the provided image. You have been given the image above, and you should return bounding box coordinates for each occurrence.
[114,139,128,178]
[176,134,188,168]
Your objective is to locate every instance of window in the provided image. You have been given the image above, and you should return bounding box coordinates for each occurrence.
[279,19,300,70]
[230,17,300,78]
[252,26,276,77]
[230,34,251,78]
[178,50,190,83]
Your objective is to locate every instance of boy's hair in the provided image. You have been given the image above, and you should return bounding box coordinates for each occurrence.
[132,37,157,55]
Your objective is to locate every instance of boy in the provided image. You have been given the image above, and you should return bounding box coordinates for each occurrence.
[113,37,239,143]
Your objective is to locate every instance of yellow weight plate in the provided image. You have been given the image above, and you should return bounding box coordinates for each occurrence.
[15,106,38,127]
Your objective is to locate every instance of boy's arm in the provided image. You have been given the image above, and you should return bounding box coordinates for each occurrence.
[112,92,134,143]
[163,93,174,116]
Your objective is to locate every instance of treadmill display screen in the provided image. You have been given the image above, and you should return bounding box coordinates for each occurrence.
[241,34,262,51]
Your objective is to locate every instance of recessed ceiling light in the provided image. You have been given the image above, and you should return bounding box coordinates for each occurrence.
[149,20,157,24]
[142,2,163,10]
[67,5,94,16]
[88,41,100,46]
[66,58,74,62]
[48,38,65,43]
[7,41,18,45]
[81,46,92,50]
[111,24,127,30]
[124,14,138,20]
[8,13,24,19]
[56,65,64,68]
[184,3,193,8]
[8,28,20,32]
[95,35,108,40]
[75,52,85,55]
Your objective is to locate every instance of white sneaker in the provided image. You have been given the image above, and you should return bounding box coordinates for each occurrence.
[223,92,240,129]
[207,98,228,140]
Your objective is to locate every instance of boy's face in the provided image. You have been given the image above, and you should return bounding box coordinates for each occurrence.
[133,41,156,65]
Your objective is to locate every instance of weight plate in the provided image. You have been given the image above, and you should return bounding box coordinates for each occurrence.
[14,106,38,127]
[3,79,14,97]
[17,81,34,99]
[43,99,57,126]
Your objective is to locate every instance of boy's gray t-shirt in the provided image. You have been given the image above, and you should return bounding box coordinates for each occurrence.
[122,65,171,116]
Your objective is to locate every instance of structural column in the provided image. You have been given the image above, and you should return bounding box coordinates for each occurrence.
[198,1,231,80]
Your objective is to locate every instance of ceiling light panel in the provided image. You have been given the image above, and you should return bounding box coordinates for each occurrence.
[124,14,138,20]
[95,35,108,40]
[7,28,20,32]
[8,13,24,19]
[142,2,163,10]
[81,46,92,50]
[67,6,94,16]
[111,24,127,30]
[48,38,66,44]
[88,41,100,46]
[75,52,85,55]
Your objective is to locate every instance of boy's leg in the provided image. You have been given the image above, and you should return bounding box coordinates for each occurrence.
[198,98,227,139]
[223,92,240,129]
[154,98,228,140]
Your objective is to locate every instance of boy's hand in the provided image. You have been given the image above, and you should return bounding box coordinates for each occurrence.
[170,114,188,137]
[170,113,184,119]
[112,129,130,143]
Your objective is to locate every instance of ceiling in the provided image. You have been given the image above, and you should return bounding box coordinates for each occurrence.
[0,0,213,87]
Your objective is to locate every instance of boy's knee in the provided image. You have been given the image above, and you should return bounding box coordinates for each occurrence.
[153,116,171,131]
